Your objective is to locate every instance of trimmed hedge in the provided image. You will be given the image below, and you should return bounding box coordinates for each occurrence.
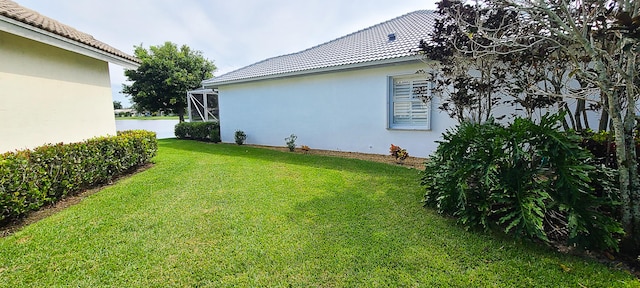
[174,121,220,142]
[0,130,157,224]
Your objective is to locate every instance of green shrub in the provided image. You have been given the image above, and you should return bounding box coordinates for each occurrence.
[235,130,246,145]
[285,134,297,152]
[174,122,190,139]
[0,130,157,224]
[210,127,221,143]
[422,114,623,251]
[174,121,220,142]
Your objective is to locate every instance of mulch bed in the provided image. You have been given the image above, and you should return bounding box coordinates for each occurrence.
[247,144,427,170]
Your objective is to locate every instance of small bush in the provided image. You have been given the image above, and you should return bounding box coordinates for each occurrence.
[174,121,220,142]
[389,144,409,160]
[0,130,157,224]
[285,134,297,152]
[422,114,622,251]
[235,130,246,145]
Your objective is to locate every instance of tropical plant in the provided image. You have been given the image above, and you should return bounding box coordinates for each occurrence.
[389,144,409,161]
[422,114,622,250]
[419,0,640,253]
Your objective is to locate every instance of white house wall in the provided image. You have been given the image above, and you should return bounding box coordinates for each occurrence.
[0,31,116,153]
[217,62,458,158]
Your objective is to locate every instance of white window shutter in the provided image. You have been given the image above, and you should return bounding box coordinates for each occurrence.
[390,76,431,129]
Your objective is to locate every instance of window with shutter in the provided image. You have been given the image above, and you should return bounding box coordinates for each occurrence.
[389,75,432,130]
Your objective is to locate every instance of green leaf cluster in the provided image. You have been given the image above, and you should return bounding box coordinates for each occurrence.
[0,130,157,224]
[174,122,220,142]
[234,130,247,145]
[122,42,216,120]
[285,134,297,152]
[422,114,623,250]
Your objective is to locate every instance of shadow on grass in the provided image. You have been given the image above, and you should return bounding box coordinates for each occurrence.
[157,139,640,284]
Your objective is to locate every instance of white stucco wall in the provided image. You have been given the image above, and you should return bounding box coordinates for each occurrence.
[0,31,116,153]
[217,62,458,158]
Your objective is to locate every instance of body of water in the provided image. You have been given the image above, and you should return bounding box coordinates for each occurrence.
[115,119,178,139]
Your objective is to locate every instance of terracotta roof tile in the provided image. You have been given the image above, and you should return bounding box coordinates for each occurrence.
[205,10,436,86]
[0,0,139,64]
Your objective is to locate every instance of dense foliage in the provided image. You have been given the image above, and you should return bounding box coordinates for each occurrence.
[422,115,623,250]
[420,0,640,253]
[0,130,157,224]
[174,121,220,143]
[234,130,247,145]
[122,42,216,122]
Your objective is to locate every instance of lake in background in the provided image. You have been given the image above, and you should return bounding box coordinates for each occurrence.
[115,119,178,139]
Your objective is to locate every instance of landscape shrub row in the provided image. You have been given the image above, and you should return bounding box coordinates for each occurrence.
[0,130,157,224]
[175,121,220,142]
[422,114,623,251]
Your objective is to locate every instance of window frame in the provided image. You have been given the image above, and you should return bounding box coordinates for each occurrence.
[387,74,433,130]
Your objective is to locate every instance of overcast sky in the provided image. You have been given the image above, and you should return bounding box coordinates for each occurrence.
[16,0,438,106]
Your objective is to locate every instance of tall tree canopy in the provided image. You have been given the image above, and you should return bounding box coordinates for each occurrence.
[122,42,216,122]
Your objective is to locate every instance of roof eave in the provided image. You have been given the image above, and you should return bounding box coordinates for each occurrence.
[202,55,423,89]
[0,16,140,69]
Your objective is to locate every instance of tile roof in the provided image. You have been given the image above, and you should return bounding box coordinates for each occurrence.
[0,0,139,64]
[204,10,436,86]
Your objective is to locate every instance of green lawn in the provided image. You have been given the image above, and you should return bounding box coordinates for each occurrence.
[115,115,179,120]
[0,139,638,287]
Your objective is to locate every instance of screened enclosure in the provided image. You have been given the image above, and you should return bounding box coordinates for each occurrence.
[187,89,218,122]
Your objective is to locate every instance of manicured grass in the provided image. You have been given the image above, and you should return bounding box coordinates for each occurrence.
[115,115,179,120]
[0,139,638,287]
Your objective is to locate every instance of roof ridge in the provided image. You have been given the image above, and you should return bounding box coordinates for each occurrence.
[214,10,435,80]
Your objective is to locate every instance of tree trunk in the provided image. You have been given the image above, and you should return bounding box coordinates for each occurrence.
[622,51,640,252]
[177,107,185,123]
[599,93,610,131]
[574,99,586,131]
[559,102,574,131]
[605,88,633,245]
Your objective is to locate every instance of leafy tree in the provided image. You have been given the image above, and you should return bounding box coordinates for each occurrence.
[419,0,604,131]
[113,101,122,110]
[122,42,216,122]
[418,0,514,123]
[421,0,640,253]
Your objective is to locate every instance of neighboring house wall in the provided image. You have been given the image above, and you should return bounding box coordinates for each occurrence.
[0,31,115,152]
[218,62,458,158]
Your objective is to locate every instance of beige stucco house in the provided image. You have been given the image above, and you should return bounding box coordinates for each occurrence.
[0,0,139,153]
